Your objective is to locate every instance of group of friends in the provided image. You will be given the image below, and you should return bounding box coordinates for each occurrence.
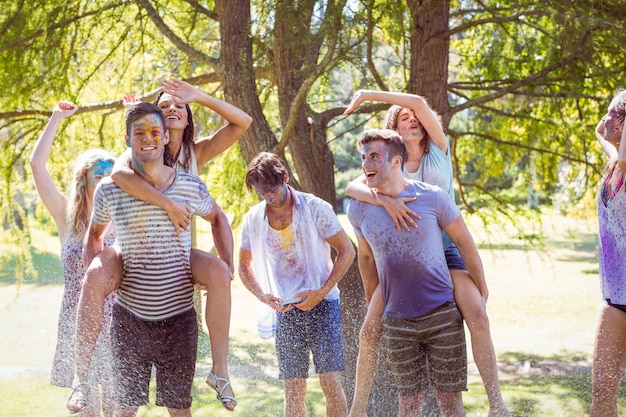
[29,79,626,417]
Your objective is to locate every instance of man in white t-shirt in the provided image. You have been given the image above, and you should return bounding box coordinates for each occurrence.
[238,152,355,417]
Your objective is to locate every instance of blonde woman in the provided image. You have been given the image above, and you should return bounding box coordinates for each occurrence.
[590,90,626,417]
[30,101,116,416]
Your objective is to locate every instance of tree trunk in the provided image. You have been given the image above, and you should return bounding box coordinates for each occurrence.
[215,0,277,162]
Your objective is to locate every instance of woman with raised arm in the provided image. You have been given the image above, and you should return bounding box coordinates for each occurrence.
[343,90,510,417]
[590,90,626,417]
[70,79,252,413]
[30,101,116,416]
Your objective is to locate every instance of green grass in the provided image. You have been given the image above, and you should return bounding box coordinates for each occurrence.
[1,210,626,416]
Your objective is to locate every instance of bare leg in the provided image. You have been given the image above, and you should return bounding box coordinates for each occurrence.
[590,304,626,417]
[319,371,348,417]
[348,286,384,417]
[113,404,138,417]
[434,391,465,417]
[190,249,235,411]
[167,408,192,417]
[284,377,307,417]
[451,269,510,417]
[69,247,122,413]
[398,391,425,417]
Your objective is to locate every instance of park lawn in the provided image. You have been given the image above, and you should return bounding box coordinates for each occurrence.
[1,210,626,416]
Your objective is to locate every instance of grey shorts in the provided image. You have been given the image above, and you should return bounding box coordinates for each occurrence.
[381,302,467,395]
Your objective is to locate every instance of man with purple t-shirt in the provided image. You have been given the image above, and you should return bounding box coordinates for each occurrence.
[347,129,487,417]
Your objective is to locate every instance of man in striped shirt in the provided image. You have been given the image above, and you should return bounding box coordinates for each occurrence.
[84,102,233,417]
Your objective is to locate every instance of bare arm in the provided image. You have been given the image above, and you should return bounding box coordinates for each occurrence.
[200,201,234,274]
[29,101,77,242]
[596,118,618,159]
[355,235,380,304]
[161,79,253,169]
[83,220,109,268]
[443,215,489,303]
[111,148,192,235]
[293,230,356,311]
[238,248,286,311]
[346,174,420,232]
[344,89,448,153]
[617,126,626,172]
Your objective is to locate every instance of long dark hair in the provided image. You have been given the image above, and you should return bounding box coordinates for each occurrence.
[154,91,195,171]
[383,104,438,156]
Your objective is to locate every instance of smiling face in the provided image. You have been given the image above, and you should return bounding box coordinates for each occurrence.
[395,108,425,143]
[125,113,169,165]
[157,93,189,131]
[603,107,623,145]
[361,140,396,189]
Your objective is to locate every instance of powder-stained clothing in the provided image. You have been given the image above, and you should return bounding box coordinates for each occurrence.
[240,186,343,337]
[51,232,115,388]
[91,171,213,320]
[403,140,454,201]
[348,180,460,319]
[597,166,626,304]
[403,141,455,250]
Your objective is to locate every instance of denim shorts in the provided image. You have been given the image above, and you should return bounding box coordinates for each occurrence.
[445,243,466,271]
[275,299,345,379]
[110,304,197,409]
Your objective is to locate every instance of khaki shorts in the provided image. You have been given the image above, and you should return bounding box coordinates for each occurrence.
[381,301,467,395]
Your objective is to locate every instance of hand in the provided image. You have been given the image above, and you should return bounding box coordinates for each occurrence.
[54,101,78,118]
[122,93,141,108]
[342,89,369,116]
[380,195,422,232]
[291,289,325,311]
[161,78,199,105]
[165,200,192,236]
[259,293,290,312]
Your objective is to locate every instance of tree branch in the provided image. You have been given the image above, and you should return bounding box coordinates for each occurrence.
[277,0,345,154]
[449,27,596,115]
[0,2,127,52]
[134,0,219,67]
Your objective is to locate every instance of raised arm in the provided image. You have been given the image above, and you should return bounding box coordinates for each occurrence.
[346,174,420,232]
[293,229,355,311]
[161,79,252,168]
[200,201,234,274]
[596,118,618,160]
[111,148,192,235]
[617,122,626,172]
[29,101,77,241]
[344,89,448,153]
[443,215,489,304]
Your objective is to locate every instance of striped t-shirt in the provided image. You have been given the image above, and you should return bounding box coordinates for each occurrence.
[92,170,214,320]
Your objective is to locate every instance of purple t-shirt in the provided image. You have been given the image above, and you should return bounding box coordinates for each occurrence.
[347,180,461,319]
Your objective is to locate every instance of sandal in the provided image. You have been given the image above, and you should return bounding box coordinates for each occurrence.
[66,382,90,414]
[206,371,237,411]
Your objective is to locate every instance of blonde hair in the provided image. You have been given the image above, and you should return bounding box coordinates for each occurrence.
[66,149,115,239]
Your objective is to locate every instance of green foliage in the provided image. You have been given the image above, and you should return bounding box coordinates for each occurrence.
[2,0,626,255]
[202,143,258,227]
